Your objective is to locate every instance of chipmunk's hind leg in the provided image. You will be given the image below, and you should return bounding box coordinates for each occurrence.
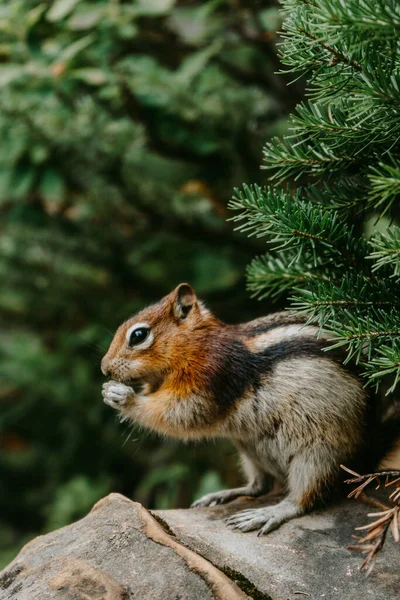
[191,456,271,508]
[225,498,302,534]
[226,451,333,534]
[191,479,268,507]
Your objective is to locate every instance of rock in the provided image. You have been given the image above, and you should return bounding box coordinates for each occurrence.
[0,493,248,600]
[156,494,399,600]
[0,493,398,600]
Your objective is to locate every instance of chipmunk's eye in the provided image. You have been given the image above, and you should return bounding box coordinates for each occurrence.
[128,326,150,347]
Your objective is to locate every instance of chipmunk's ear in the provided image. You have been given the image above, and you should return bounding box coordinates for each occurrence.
[172,283,197,320]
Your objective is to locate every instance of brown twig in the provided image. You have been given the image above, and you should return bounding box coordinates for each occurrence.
[341,465,400,574]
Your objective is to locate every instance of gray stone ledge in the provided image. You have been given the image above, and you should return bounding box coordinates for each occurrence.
[0,492,398,600]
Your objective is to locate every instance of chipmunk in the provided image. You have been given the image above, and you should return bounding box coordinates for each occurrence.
[101,283,396,535]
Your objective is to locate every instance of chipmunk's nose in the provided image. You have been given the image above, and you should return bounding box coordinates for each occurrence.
[101,356,111,376]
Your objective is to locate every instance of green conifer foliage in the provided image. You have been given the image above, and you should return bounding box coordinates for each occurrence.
[0,0,296,566]
[231,0,400,394]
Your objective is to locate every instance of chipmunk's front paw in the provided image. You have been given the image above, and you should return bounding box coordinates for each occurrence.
[102,381,135,410]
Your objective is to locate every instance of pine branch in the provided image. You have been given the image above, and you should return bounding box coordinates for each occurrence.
[342,465,400,574]
[290,101,375,140]
[288,102,400,153]
[263,100,400,181]
[282,0,400,63]
[280,1,364,78]
[229,184,369,270]
[291,274,400,329]
[368,161,400,216]
[304,179,369,214]
[280,1,400,104]
[363,340,400,394]
[327,310,400,365]
[263,136,359,180]
[246,251,330,300]
[315,0,400,46]
[368,227,400,279]
[298,27,362,72]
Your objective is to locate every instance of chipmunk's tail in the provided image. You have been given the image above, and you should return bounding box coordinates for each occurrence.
[365,381,400,470]
[373,418,400,470]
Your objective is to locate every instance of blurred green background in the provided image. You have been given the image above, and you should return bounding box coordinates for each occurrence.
[0,0,299,566]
